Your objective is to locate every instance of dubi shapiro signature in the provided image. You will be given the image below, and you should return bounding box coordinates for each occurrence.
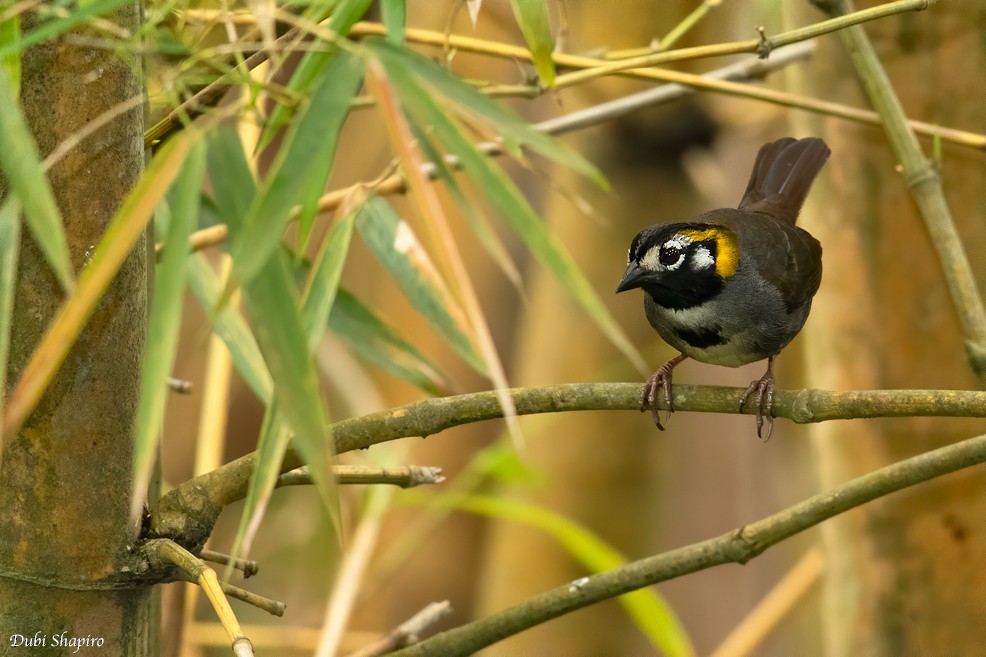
[9,632,105,653]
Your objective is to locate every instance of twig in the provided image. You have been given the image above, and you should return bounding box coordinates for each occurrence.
[199,549,259,578]
[144,25,305,148]
[156,223,228,259]
[277,465,445,488]
[709,547,824,657]
[385,430,986,657]
[344,601,453,657]
[548,0,930,90]
[148,539,257,656]
[148,383,986,551]
[811,0,986,383]
[218,581,285,618]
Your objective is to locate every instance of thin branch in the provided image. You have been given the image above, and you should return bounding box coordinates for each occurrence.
[218,581,286,618]
[148,539,257,656]
[812,0,986,382]
[200,549,259,578]
[386,430,986,657]
[344,601,453,657]
[144,25,305,148]
[148,383,986,550]
[277,465,446,488]
[547,0,930,89]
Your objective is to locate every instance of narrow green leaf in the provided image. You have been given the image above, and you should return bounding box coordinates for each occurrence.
[301,212,356,351]
[379,61,646,373]
[294,58,365,255]
[508,0,555,85]
[429,493,695,657]
[0,16,20,95]
[206,128,256,237]
[329,289,449,396]
[242,247,339,533]
[187,255,272,404]
[258,0,373,151]
[0,65,73,291]
[357,198,486,374]
[367,38,602,186]
[229,51,363,294]
[381,0,406,45]
[0,200,21,417]
[132,141,206,508]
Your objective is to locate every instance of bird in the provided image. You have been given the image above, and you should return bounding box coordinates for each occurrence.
[616,137,830,439]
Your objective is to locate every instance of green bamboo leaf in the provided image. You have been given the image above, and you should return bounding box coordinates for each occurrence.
[206,128,256,237]
[0,200,21,419]
[242,247,339,533]
[0,16,20,94]
[301,212,356,351]
[367,38,602,186]
[132,140,206,509]
[228,50,363,296]
[0,65,73,292]
[258,0,373,151]
[378,62,646,373]
[357,198,486,375]
[508,0,555,85]
[187,255,273,404]
[329,289,450,396]
[381,0,406,45]
[429,493,695,657]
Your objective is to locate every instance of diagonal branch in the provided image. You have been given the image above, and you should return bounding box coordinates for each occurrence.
[386,429,986,657]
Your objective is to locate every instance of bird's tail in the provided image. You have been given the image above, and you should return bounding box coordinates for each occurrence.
[737,137,831,224]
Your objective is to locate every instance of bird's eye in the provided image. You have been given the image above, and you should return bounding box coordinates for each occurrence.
[659,245,681,266]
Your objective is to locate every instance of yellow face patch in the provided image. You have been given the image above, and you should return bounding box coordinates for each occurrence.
[681,227,739,278]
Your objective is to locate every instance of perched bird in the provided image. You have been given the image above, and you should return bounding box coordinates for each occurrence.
[616,137,830,439]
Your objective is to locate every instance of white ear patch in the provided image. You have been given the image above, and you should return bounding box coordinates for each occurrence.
[690,245,715,270]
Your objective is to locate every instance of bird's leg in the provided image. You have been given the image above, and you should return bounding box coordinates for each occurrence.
[640,354,688,430]
[739,355,777,441]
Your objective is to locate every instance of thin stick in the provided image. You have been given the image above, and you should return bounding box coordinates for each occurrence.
[200,549,260,578]
[277,464,445,488]
[344,601,453,657]
[150,539,257,656]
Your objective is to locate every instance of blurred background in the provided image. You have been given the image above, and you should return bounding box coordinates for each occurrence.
[155,1,986,655]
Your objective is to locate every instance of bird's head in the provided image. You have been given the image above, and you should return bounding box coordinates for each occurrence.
[616,223,739,310]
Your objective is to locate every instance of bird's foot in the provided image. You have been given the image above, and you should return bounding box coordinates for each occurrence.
[739,357,776,441]
[640,354,687,430]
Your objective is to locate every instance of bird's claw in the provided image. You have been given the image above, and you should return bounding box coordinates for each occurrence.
[739,370,775,441]
[640,362,676,430]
